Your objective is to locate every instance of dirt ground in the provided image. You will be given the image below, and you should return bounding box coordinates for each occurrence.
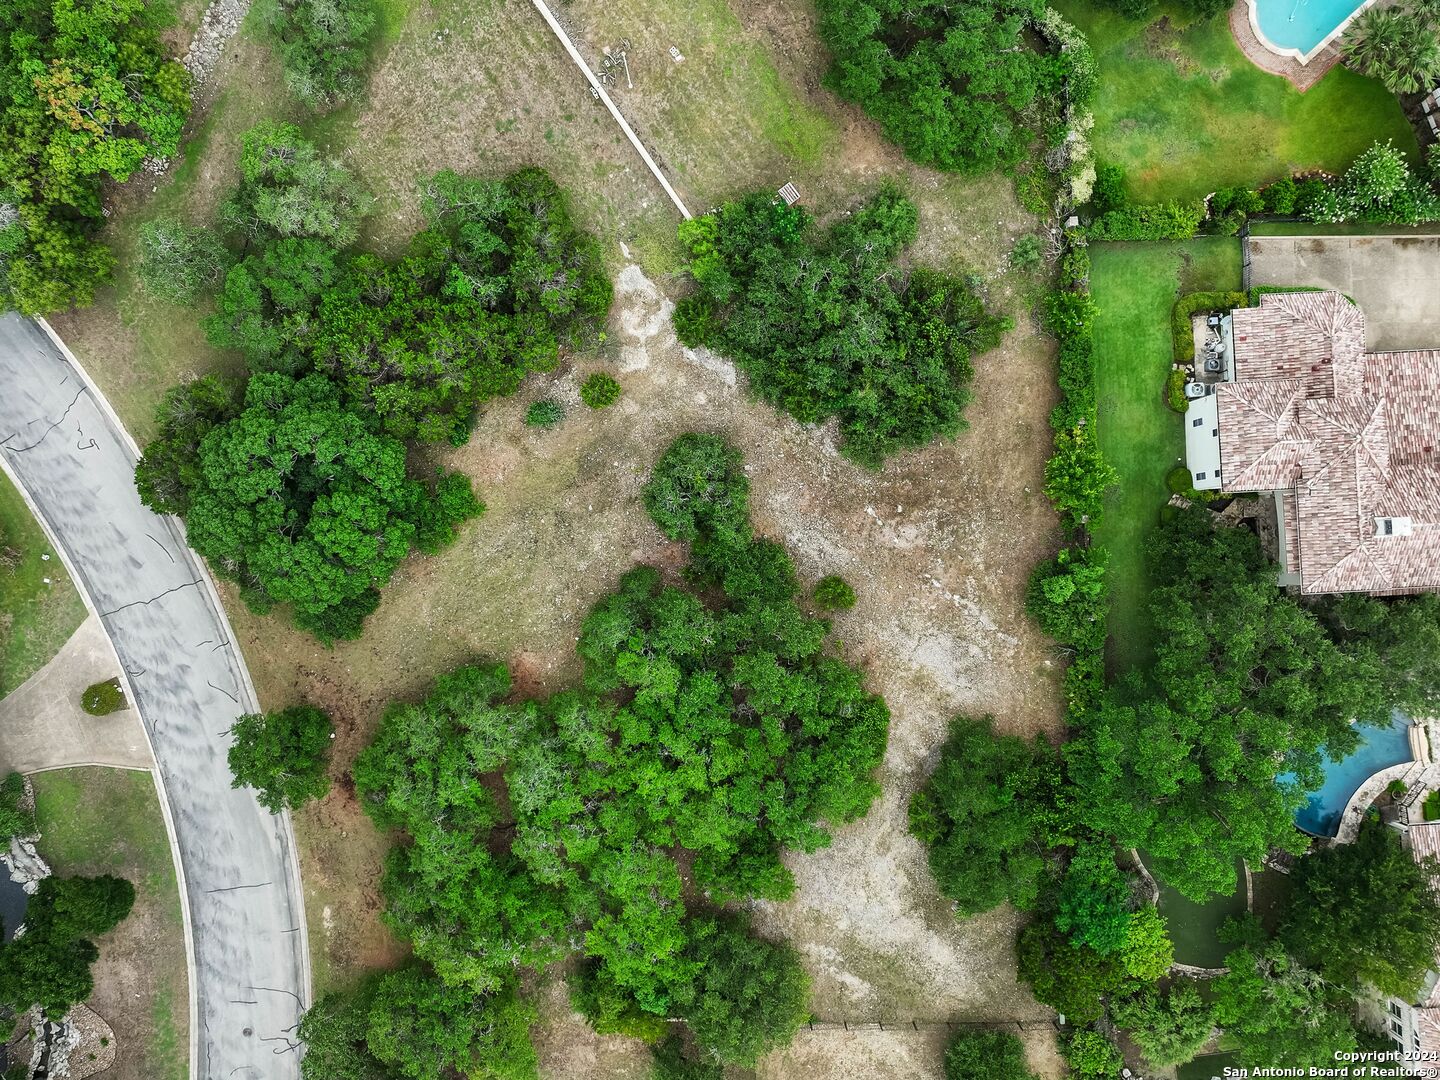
[48,0,1068,1071]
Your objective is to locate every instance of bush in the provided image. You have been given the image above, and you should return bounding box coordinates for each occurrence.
[1426,789,1440,821]
[0,772,34,843]
[81,679,126,716]
[813,575,857,611]
[1091,162,1127,215]
[1027,546,1107,652]
[1009,234,1044,273]
[1304,141,1440,226]
[580,372,622,409]
[1044,427,1119,530]
[525,399,565,428]
[1263,176,1298,215]
[1065,1029,1125,1077]
[943,1029,1037,1080]
[1088,201,1205,241]
[1171,291,1248,362]
[1165,368,1188,413]
[1166,465,1212,504]
[137,219,230,304]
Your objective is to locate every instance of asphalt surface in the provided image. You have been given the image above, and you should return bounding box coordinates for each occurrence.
[0,312,308,1080]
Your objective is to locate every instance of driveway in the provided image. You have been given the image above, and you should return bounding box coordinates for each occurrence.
[1246,235,1440,350]
[0,313,308,1080]
[0,615,152,774]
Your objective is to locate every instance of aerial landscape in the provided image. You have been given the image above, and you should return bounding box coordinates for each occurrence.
[3,0,1440,1077]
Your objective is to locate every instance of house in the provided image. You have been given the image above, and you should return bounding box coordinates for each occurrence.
[1184,291,1440,596]
[1373,821,1440,1069]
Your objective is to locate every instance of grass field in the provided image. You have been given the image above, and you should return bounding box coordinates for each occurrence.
[1089,237,1241,674]
[1053,1,1418,202]
[0,470,86,696]
[31,767,188,1080]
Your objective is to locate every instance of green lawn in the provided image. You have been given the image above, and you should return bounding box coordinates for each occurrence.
[0,470,87,696]
[1090,237,1241,673]
[32,767,188,1080]
[1054,1,1418,201]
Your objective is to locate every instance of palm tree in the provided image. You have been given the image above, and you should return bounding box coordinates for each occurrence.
[1344,5,1440,94]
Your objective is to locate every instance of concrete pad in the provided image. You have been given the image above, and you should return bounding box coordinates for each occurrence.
[0,615,152,774]
[1246,236,1440,351]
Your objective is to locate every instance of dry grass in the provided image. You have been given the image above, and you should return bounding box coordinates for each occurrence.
[53,0,1068,1071]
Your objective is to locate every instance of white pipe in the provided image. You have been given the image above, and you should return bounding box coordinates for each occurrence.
[530,0,692,220]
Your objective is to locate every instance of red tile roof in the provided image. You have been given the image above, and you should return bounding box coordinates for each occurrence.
[1216,293,1440,596]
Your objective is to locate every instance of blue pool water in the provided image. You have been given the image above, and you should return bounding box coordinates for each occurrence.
[1280,711,1413,837]
[1254,0,1370,58]
[0,872,26,941]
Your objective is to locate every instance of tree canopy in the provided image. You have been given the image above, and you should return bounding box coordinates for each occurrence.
[0,0,191,312]
[228,705,335,813]
[673,186,1010,467]
[1212,941,1358,1070]
[815,0,1074,174]
[943,1028,1037,1080]
[137,371,482,641]
[0,874,134,1016]
[343,434,888,1066]
[1112,982,1214,1068]
[908,715,1059,916]
[1280,818,1440,998]
[1067,507,1389,900]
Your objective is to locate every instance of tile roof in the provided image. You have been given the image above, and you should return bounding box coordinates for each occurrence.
[1217,293,1440,596]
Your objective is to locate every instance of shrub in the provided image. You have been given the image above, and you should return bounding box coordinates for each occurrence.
[1091,162,1127,215]
[943,1028,1037,1080]
[1166,465,1213,504]
[137,218,230,303]
[0,772,34,843]
[580,372,622,409]
[1088,201,1205,241]
[813,575,857,611]
[1426,789,1440,821]
[1065,1029,1125,1077]
[1045,427,1118,530]
[1263,176,1298,215]
[1388,778,1409,798]
[1009,234,1044,273]
[1165,368,1188,413]
[1304,141,1440,225]
[525,399,565,428]
[81,679,126,716]
[1027,546,1107,652]
[1113,982,1214,1068]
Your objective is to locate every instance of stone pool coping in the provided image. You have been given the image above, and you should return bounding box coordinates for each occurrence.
[1242,0,1375,66]
[1228,0,1344,91]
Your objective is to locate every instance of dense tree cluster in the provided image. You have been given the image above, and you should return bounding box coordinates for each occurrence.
[673,187,1010,467]
[138,372,482,641]
[0,0,191,312]
[1066,507,1391,900]
[0,875,134,1016]
[815,0,1085,175]
[315,434,891,1071]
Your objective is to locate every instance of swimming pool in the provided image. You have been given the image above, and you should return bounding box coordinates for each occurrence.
[1281,710,1413,837]
[1250,0,1372,62]
[0,872,26,941]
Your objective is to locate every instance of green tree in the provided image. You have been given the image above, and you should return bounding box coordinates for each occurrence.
[671,914,810,1067]
[138,372,481,641]
[1055,842,1132,955]
[137,218,231,304]
[24,875,135,942]
[816,0,1074,174]
[296,984,390,1080]
[675,188,1010,467]
[0,0,192,312]
[222,122,374,245]
[365,966,538,1080]
[259,0,376,109]
[909,715,1058,916]
[228,705,335,813]
[1043,427,1118,529]
[133,376,244,515]
[1280,818,1440,997]
[650,1033,724,1080]
[1067,508,1387,900]
[642,433,751,549]
[1119,906,1175,982]
[205,238,342,375]
[1319,592,1440,717]
[943,1028,1037,1080]
[1212,942,1358,1070]
[1065,1029,1124,1077]
[1017,922,1127,1024]
[1113,982,1214,1068]
[0,931,99,1016]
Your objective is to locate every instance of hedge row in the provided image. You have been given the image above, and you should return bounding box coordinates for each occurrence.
[1087,200,1205,241]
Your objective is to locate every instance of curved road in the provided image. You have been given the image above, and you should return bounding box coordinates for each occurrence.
[0,313,309,1080]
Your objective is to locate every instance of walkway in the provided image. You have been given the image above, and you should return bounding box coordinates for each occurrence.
[0,615,151,774]
[1228,0,1343,91]
[0,313,308,1080]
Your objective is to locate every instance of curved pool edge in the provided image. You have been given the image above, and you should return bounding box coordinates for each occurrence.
[1243,0,1377,66]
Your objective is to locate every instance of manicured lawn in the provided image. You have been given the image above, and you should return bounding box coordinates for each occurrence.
[32,767,188,1080]
[1053,1,1418,201]
[1090,237,1241,673]
[0,470,87,696]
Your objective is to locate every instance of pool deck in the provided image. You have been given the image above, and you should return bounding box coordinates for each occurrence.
[1229,0,1344,91]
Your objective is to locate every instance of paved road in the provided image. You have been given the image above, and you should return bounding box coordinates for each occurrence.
[0,313,309,1080]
